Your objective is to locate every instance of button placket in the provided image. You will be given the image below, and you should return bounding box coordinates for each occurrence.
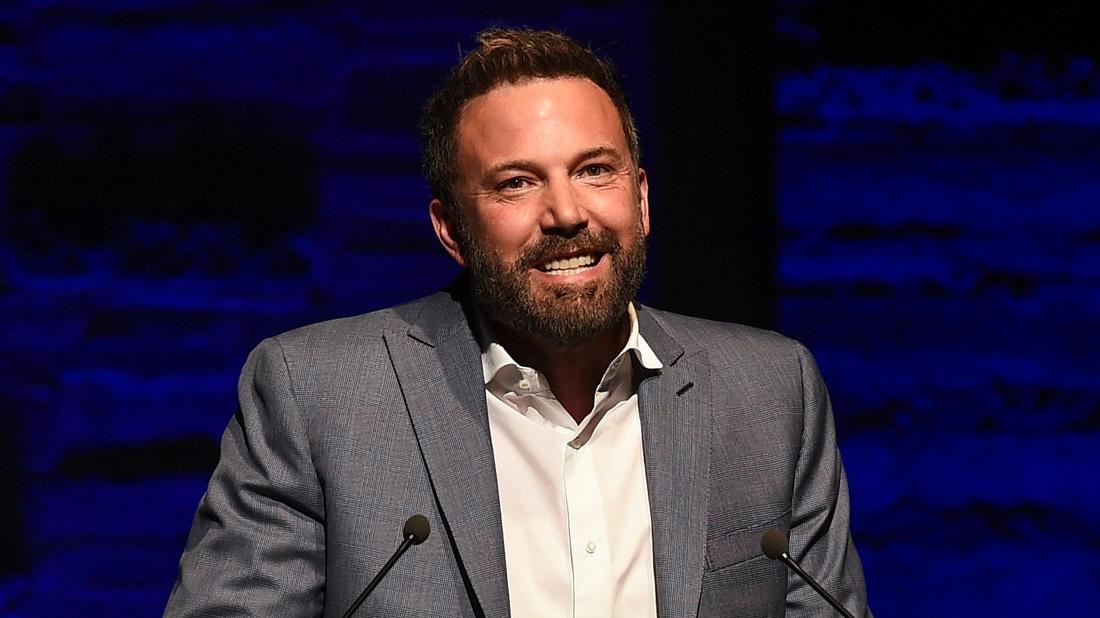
[563,442,613,618]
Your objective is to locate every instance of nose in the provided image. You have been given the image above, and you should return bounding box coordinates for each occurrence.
[539,178,588,235]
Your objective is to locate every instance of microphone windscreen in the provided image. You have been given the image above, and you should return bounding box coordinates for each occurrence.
[403,515,431,544]
[760,528,789,560]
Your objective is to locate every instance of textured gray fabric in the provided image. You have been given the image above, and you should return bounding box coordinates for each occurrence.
[165,283,871,617]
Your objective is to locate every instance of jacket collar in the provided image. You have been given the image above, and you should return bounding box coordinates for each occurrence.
[387,281,709,618]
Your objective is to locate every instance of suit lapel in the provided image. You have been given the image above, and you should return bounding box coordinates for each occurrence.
[383,296,710,618]
[637,308,711,618]
[384,288,510,618]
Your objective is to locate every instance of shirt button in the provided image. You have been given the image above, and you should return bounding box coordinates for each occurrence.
[517,379,530,390]
[585,541,597,554]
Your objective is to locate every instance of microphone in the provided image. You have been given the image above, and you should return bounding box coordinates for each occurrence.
[761,529,856,618]
[342,515,431,618]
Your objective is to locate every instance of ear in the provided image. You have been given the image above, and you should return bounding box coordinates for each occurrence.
[637,168,651,237]
[430,198,467,267]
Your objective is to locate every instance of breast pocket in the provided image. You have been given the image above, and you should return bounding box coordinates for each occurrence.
[705,507,791,572]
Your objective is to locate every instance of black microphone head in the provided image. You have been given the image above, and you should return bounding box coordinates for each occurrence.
[403,515,431,545]
[761,528,789,560]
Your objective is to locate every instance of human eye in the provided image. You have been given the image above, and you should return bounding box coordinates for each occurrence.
[579,163,612,178]
[496,176,532,192]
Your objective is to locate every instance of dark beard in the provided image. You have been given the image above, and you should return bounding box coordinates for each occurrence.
[461,221,647,346]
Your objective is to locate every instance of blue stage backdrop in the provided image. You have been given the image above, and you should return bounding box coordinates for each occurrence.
[1,2,1097,616]
[775,2,1100,614]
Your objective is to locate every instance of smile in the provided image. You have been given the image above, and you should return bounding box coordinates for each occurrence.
[537,253,601,276]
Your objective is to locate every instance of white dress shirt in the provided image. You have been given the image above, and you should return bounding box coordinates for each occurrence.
[479,305,663,618]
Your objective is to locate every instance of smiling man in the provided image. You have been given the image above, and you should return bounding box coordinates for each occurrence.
[166,29,871,617]
[431,75,649,423]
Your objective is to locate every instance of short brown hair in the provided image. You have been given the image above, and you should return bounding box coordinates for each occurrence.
[419,28,640,214]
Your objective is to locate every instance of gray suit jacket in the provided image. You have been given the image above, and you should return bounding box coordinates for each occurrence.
[165,284,870,617]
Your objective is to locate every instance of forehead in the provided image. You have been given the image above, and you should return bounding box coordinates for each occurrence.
[454,77,627,165]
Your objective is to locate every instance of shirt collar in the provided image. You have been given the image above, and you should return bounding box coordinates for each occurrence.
[479,303,663,386]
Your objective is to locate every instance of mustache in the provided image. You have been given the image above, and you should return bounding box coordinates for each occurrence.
[515,229,621,270]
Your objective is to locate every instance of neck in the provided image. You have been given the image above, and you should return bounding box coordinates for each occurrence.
[490,314,631,424]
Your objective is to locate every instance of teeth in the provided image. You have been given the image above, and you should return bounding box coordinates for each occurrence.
[542,254,597,273]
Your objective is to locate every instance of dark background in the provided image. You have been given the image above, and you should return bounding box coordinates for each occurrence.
[2,1,1098,615]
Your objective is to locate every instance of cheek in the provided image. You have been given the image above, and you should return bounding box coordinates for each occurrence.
[587,185,641,222]
[596,202,645,234]
[471,211,537,257]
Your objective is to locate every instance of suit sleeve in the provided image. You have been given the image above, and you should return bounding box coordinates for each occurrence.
[786,342,873,617]
[164,337,327,617]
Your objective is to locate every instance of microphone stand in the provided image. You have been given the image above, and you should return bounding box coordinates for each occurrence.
[342,531,419,618]
[775,550,856,618]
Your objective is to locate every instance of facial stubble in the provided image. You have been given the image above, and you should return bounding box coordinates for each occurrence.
[459,211,647,347]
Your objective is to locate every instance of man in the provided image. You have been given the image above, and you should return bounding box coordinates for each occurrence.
[166,29,871,617]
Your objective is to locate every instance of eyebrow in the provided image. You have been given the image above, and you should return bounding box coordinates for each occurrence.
[571,145,623,167]
[482,145,625,180]
[484,158,538,179]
